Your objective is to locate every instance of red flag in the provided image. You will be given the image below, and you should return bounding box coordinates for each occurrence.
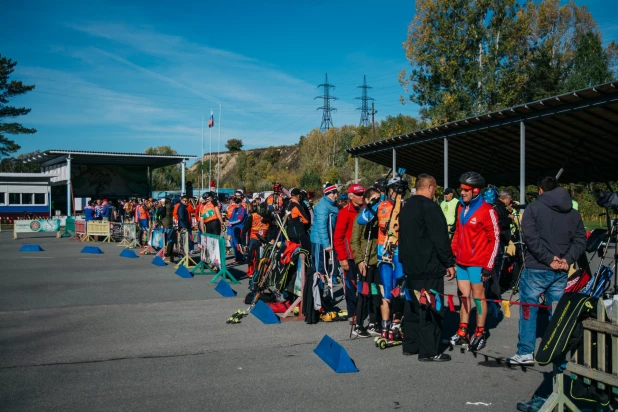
[522,305,530,320]
[208,110,214,128]
[447,295,455,312]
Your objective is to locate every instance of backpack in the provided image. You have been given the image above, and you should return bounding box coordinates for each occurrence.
[536,293,596,365]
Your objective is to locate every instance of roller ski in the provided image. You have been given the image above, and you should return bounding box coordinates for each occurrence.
[374,325,403,349]
[449,324,470,352]
[226,310,247,324]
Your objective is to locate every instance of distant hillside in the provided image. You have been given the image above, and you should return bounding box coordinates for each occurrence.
[187,144,302,191]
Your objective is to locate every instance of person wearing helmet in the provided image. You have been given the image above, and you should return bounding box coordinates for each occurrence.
[242,198,271,285]
[226,189,248,263]
[375,175,409,341]
[373,178,388,201]
[265,183,285,241]
[450,172,500,352]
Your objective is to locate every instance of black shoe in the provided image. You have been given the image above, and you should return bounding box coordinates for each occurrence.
[351,325,371,338]
[402,351,418,356]
[419,353,451,362]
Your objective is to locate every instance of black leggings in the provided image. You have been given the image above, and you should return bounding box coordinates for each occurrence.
[205,220,221,236]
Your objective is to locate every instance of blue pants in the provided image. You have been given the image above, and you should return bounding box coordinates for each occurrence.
[377,245,404,300]
[229,225,244,262]
[517,268,567,355]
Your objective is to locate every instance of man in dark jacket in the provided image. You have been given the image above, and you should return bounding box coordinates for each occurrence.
[507,177,586,366]
[399,174,455,362]
[177,196,191,230]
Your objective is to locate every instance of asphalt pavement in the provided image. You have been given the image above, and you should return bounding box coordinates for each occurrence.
[0,231,553,411]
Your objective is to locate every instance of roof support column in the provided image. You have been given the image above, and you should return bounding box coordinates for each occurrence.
[392,149,397,176]
[354,157,359,184]
[181,160,186,196]
[443,138,449,189]
[147,166,152,198]
[66,155,72,217]
[520,121,526,204]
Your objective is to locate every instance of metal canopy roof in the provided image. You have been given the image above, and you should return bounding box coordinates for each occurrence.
[24,150,196,169]
[346,82,618,186]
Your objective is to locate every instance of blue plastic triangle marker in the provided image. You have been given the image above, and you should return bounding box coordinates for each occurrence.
[151,256,167,267]
[120,249,139,258]
[81,246,103,254]
[314,335,358,373]
[20,244,44,252]
[250,300,280,324]
[214,279,237,297]
[175,266,194,279]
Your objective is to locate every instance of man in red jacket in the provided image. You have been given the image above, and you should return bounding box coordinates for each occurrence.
[333,184,366,321]
[450,172,500,352]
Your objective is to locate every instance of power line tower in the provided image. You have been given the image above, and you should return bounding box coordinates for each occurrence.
[315,73,337,131]
[355,75,374,127]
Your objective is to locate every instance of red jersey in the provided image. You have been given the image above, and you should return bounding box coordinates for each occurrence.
[451,199,500,270]
[333,202,359,261]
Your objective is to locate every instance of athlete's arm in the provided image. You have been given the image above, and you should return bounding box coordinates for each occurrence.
[426,201,456,267]
[481,208,500,270]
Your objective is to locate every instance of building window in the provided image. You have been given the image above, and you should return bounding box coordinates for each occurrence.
[0,193,4,204]
[34,193,46,205]
[22,193,34,205]
[9,193,20,204]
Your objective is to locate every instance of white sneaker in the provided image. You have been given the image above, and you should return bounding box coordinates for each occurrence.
[506,353,535,365]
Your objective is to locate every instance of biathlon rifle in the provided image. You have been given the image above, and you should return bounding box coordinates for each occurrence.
[381,193,402,263]
[227,211,291,324]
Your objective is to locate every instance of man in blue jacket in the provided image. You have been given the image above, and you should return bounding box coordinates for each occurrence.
[310,183,339,285]
[227,190,248,263]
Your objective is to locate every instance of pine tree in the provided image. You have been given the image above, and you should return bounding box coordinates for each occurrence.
[0,55,36,156]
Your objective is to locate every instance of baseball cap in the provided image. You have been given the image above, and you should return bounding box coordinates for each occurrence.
[347,184,365,195]
[290,188,301,196]
[444,188,454,195]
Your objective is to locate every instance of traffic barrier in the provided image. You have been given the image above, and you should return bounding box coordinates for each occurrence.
[192,233,239,284]
[120,249,139,258]
[81,246,103,254]
[117,222,139,248]
[540,298,618,411]
[175,265,194,279]
[314,335,358,373]
[214,279,237,297]
[13,219,61,239]
[84,221,113,242]
[73,219,87,241]
[174,229,197,270]
[250,300,280,324]
[152,256,167,267]
[59,216,76,238]
[20,244,44,252]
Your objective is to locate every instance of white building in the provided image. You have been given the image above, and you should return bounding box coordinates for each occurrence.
[0,173,54,219]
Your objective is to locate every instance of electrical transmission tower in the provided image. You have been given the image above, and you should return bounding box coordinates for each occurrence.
[315,73,337,131]
[355,75,374,127]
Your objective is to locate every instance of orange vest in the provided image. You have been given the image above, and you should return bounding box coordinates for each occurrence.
[266,194,284,211]
[227,202,237,218]
[173,203,180,220]
[250,213,269,240]
[201,203,217,223]
[138,205,149,220]
[377,200,394,245]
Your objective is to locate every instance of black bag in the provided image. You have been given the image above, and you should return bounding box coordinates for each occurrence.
[585,228,607,253]
[536,293,597,365]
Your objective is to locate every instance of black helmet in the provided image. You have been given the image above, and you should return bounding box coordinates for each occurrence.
[374,178,388,191]
[459,172,485,188]
[387,176,409,195]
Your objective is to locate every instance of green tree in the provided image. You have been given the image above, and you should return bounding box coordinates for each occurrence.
[0,150,42,173]
[145,146,182,191]
[299,170,321,191]
[225,139,243,151]
[564,31,614,91]
[0,55,36,156]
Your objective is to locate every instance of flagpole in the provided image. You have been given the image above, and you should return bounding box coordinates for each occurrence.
[217,103,221,193]
[209,110,213,190]
[201,114,204,194]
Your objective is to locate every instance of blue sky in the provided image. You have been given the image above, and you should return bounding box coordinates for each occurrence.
[3,0,617,163]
